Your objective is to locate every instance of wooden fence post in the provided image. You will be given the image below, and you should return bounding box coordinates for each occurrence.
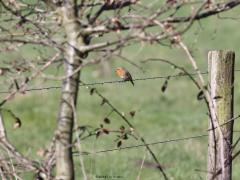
[207,50,235,180]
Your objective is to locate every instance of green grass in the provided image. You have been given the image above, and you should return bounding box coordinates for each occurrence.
[1,4,240,180]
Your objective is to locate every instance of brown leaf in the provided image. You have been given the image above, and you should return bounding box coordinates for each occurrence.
[102,128,109,134]
[197,90,204,100]
[14,79,20,90]
[129,127,134,133]
[178,72,186,76]
[96,131,101,138]
[0,68,10,76]
[122,134,128,140]
[129,111,136,118]
[90,88,95,95]
[13,117,21,129]
[161,77,170,93]
[120,125,125,132]
[117,140,122,148]
[166,0,177,5]
[24,77,29,83]
[101,98,107,106]
[103,117,111,124]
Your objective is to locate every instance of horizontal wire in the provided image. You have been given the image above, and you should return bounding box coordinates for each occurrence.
[73,134,208,156]
[0,71,208,94]
[0,69,239,94]
[0,69,238,156]
[81,71,208,86]
[73,114,240,156]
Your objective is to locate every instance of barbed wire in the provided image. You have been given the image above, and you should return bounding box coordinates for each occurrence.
[73,133,208,156]
[0,69,239,94]
[0,71,208,94]
[73,114,240,156]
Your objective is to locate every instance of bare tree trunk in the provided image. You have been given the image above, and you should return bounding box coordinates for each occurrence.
[55,2,84,180]
[207,50,235,180]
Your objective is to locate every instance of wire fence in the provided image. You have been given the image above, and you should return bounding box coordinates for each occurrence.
[0,67,240,178]
[0,69,239,94]
[74,134,208,156]
[73,114,240,156]
[1,69,240,159]
[0,71,207,94]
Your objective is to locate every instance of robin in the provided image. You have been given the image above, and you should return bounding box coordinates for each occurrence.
[115,67,134,86]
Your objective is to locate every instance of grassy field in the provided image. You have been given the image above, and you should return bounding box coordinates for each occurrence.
[1,3,240,180]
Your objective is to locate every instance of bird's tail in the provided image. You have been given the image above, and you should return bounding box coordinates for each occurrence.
[130,79,134,86]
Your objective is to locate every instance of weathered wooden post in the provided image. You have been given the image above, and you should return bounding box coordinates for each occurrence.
[207,50,235,180]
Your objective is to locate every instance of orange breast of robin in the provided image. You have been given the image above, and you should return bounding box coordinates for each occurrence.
[116,68,125,78]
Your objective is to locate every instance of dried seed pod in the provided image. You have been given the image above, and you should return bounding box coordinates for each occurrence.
[129,111,136,118]
[161,77,170,93]
[117,140,122,148]
[0,68,10,76]
[178,72,186,76]
[90,88,95,95]
[13,117,21,129]
[103,117,111,124]
[96,131,102,138]
[14,79,20,90]
[101,98,107,106]
[120,125,125,131]
[122,134,128,140]
[129,127,134,133]
[102,128,109,134]
[197,90,204,100]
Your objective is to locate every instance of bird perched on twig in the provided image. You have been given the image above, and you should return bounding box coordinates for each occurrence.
[115,67,134,86]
